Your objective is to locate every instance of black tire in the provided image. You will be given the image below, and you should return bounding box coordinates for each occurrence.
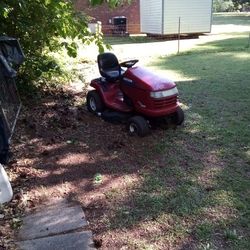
[127,116,150,137]
[86,90,105,113]
[172,107,185,126]
[0,117,10,164]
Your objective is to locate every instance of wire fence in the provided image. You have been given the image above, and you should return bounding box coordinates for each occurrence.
[0,67,21,142]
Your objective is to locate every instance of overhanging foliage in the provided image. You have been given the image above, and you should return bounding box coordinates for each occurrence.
[0,0,130,89]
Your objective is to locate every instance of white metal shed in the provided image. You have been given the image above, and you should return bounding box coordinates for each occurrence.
[140,0,213,35]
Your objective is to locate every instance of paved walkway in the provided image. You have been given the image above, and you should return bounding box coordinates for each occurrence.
[16,199,94,250]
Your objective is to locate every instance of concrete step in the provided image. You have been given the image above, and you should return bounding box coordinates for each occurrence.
[16,199,94,249]
[16,231,94,250]
[18,204,88,240]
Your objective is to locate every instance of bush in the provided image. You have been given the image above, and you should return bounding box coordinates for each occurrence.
[0,0,105,95]
[213,0,235,12]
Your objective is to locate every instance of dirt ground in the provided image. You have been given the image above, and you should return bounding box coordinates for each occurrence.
[3,89,170,249]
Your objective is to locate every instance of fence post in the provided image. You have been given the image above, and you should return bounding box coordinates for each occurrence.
[178,17,181,54]
[96,21,102,37]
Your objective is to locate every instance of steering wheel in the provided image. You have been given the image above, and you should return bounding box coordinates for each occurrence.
[120,59,139,68]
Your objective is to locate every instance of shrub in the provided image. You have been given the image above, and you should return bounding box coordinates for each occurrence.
[0,0,106,94]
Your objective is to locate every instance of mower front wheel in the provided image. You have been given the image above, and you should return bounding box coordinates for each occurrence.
[172,107,185,126]
[127,116,150,137]
[87,90,105,114]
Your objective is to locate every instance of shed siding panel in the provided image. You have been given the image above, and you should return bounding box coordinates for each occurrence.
[163,0,212,34]
[140,0,162,33]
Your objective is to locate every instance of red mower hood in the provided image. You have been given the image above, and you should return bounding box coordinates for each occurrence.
[124,66,176,91]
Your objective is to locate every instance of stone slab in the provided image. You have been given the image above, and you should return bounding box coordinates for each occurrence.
[16,231,94,250]
[31,198,77,211]
[18,204,88,240]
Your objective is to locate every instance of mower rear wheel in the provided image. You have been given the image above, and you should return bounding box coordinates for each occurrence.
[172,107,185,126]
[127,116,150,137]
[87,90,105,113]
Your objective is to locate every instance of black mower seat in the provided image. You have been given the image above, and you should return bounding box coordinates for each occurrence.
[97,52,124,82]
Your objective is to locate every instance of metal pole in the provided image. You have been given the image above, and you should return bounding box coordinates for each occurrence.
[178,17,181,54]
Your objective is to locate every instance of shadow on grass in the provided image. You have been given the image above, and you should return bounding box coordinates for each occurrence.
[97,38,249,248]
[104,82,249,249]
[10,35,250,249]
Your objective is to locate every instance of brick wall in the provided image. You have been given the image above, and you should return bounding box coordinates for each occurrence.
[74,0,140,34]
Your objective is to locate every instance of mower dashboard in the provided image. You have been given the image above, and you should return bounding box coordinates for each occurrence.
[120,59,138,68]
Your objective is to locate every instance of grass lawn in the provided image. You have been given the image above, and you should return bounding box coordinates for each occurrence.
[213,12,250,26]
[103,35,160,45]
[100,33,250,248]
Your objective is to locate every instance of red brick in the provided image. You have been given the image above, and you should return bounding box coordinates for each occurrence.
[74,0,140,34]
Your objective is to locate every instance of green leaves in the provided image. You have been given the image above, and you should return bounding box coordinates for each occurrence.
[93,173,103,184]
[90,0,131,8]
[0,0,131,89]
[0,2,12,19]
[90,0,103,6]
[61,42,78,58]
[0,0,109,86]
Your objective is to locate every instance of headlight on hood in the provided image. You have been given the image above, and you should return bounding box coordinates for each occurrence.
[150,87,178,99]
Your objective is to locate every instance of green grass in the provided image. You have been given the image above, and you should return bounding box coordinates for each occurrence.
[104,31,250,248]
[195,222,214,241]
[187,32,250,53]
[213,12,250,26]
[103,35,160,45]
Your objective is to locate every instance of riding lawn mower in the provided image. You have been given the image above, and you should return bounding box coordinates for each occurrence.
[86,52,184,137]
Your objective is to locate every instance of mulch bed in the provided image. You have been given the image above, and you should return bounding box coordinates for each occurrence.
[1,89,165,249]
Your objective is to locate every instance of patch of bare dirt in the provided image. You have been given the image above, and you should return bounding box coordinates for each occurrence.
[2,89,167,249]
